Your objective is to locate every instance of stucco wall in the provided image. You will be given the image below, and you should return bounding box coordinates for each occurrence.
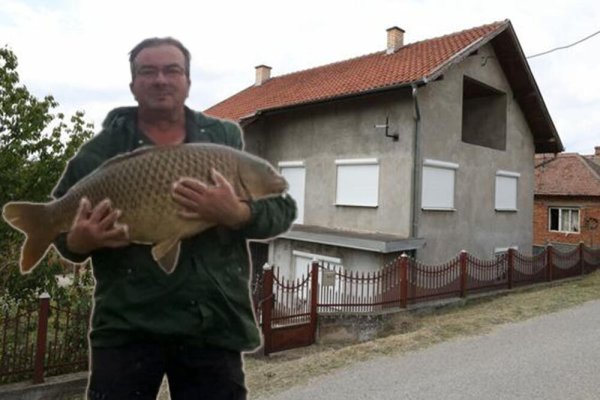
[244,90,415,236]
[416,43,536,263]
[242,42,538,271]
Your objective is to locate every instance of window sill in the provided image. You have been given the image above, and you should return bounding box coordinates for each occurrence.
[495,208,518,212]
[422,207,456,212]
[334,203,378,208]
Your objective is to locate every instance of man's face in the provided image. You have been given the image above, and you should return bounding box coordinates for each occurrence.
[130,44,191,114]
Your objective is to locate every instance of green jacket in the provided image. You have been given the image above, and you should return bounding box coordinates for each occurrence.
[53,107,296,351]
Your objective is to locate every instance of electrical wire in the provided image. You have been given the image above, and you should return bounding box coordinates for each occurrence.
[527,29,600,59]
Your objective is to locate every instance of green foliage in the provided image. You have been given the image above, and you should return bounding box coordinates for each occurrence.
[0,45,95,299]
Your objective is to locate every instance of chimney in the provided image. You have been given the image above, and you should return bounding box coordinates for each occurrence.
[255,65,271,86]
[595,146,600,156]
[386,26,405,54]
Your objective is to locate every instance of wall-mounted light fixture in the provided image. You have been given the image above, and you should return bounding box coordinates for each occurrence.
[375,116,398,141]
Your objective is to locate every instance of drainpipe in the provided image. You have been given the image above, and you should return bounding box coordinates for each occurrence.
[410,84,422,242]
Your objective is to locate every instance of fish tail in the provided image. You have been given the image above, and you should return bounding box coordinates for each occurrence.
[2,202,57,274]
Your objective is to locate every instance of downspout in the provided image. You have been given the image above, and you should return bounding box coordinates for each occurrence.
[410,84,422,243]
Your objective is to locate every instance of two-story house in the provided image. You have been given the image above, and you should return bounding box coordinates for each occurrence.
[205,20,563,278]
[534,146,600,251]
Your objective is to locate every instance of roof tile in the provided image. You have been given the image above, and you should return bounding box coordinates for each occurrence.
[535,153,600,196]
[205,21,506,121]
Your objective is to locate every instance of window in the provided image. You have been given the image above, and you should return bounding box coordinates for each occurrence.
[461,76,507,150]
[293,250,342,279]
[279,161,306,224]
[549,207,580,233]
[495,170,519,211]
[494,245,518,257]
[422,159,458,210]
[335,158,379,207]
[293,251,342,300]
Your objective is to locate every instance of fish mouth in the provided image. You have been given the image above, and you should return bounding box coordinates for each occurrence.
[274,175,289,193]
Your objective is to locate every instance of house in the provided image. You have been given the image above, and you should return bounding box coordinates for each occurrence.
[534,147,600,251]
[205,20,563,277]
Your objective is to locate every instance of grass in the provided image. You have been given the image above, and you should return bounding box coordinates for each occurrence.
[239,271,600,399]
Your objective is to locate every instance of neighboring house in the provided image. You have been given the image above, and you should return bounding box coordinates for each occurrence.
[205,20,563,277]
[534,147,600,251]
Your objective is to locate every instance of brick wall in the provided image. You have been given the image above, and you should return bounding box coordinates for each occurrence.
[534,195,600,248]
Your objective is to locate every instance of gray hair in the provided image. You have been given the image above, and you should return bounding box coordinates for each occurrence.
[129,37,191,79]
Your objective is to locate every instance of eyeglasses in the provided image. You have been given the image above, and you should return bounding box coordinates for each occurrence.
[135,65,186,79]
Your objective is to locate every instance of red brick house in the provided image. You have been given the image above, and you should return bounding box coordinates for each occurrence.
[534,146,600,250]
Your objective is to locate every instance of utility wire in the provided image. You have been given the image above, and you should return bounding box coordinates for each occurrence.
[527,29,600,59]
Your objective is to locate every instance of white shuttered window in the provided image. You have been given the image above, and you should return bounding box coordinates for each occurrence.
[279,161,306,224]
[422,159,458,210]
[495,170,519,211]
[335,159,379,207]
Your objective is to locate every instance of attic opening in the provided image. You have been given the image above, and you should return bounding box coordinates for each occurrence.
[461,76,507,151]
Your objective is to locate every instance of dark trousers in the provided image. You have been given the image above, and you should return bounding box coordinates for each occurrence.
[87,343,247,400]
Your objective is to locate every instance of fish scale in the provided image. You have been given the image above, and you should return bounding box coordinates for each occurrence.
[2,143,288,274]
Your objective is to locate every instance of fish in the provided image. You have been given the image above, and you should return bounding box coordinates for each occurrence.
[2,143,288,274]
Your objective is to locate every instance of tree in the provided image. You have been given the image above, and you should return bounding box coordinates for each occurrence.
[0,45,94,301]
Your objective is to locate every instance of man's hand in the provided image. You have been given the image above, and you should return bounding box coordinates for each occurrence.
[66,198,130,255]
[171,169,251,229]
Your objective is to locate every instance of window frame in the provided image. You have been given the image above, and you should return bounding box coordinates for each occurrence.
[495,170,519,212]
[421,159,459,211]
[548,207,580,233]
[279,161,306,224]
[334,158,380,207]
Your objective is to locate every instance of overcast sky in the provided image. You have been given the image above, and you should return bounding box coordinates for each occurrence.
[1,0,598,154]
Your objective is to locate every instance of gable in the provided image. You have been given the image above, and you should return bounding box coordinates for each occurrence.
[205,20,562,154]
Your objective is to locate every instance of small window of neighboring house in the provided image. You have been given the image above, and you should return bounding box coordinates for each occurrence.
[549,207,580,233]
[422,159,458,210]
[279,161,305,224]
[495,170,519,211]
[335,158,379,207]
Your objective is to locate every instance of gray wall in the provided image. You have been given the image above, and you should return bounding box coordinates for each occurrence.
[244,90,416,236]
[415,44,535,263]
[242,42,536,273]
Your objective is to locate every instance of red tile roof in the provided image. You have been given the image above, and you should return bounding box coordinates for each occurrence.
[535,153,600,196]
[205,21,507,121]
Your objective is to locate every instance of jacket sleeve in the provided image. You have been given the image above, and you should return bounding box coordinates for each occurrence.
[238,194,297,240]
[220,120,298,239]
[51,150,106,263]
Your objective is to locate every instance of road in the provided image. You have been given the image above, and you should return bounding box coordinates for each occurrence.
[260,300,600,400]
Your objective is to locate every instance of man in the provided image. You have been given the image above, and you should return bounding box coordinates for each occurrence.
[52,37,296,399]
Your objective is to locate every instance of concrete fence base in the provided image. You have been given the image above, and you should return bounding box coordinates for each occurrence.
[0,372,88,400]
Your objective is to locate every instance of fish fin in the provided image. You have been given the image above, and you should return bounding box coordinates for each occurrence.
[151,238,181,274]
[2,202,57,274]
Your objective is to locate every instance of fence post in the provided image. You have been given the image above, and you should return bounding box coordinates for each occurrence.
[460,250,468,298]
[310,261,319,342]
[261,264,274,356]
[546,244,553,282]
[507,248,514,290]
[399,254,408,308]
[579,242,585,275]
[33,292,50,384]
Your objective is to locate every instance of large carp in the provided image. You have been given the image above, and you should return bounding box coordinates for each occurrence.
[2,143,288,274]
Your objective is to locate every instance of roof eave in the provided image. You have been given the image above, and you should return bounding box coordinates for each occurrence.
[238,80,422,126]
[493,22,564,154]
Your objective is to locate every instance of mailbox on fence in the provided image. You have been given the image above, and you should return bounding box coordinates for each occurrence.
[322,269,336,287]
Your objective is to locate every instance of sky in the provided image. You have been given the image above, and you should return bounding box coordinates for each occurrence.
[1,0,599,154]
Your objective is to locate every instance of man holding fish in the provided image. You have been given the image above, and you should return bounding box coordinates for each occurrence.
[3,37,296,399]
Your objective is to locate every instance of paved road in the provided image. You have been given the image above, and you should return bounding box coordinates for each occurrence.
[261,300,600,400]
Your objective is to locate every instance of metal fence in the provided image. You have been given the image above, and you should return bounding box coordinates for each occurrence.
[259,243,600,354]
[2,243,600,380]
[0,294,90,385]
